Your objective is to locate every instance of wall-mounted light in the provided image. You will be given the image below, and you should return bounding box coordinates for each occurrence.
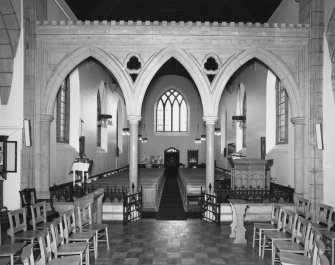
[214,128,221,136]
[122,128,130,136]
[201,134,206,141]
[141,137,148,143]
[98,114,112,127]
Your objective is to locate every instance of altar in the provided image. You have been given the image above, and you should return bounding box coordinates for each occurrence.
[230,158,273,189]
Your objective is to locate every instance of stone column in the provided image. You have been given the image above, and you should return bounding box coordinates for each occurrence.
[128,115,141,193]
[38,115,53,199]
[291,117,305,198]
[203,116,217,193]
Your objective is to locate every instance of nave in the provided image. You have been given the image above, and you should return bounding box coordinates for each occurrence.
[1,219,272,265]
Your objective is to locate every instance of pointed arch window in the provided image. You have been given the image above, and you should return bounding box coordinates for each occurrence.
[276,79,288,144]
[56,76,70,143]
[97,91,102,147]
[156,89,188,132]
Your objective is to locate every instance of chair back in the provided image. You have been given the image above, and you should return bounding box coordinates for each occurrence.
[49,217,64,256]
[312,238,329,265]
[20,188,38,208]
[274,207,286,231]
[271,204,281,226]
[306,227,322,258]
[316,203,334,231]
[62,209,77,243]
[21,244,34,265]
[282,209,297,237]
[30,201,47,230]
[36,229,52,265]
[7,207,28,244]
[76,203,93,231]
[295,197,311,220]
[294,217,312,254]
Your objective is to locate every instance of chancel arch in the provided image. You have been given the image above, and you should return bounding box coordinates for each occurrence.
[133,46,213,117]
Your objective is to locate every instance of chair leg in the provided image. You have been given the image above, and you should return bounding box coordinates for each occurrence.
[10,254,14,265]
[252,227,256,248]
[262,235,267,259]
[105,227,109,251]
[271,243,276,265]
[258,229,262,256]
[94,233,98,259]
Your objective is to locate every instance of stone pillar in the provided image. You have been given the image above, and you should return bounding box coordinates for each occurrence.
[38,115,53,199]
[291,117,305,198]
[128,115,141,193]
[203,116,217,193]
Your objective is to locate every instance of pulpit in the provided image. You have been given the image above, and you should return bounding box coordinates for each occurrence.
[230,158,273,189]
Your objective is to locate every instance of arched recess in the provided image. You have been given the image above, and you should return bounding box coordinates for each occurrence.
[0,0,20,104]
[212,48,303,119]
[133,47,213,117]
[42,46,133,116]
[326,7,335,102]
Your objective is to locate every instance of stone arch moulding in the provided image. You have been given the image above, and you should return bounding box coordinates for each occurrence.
[43,46,133,116]
[0,1,20,104]
[326,7,335,102]
[132,46,214,117]
[212,48,303,118]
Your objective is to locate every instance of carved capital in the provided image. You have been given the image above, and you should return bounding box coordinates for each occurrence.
[291,117,305,125]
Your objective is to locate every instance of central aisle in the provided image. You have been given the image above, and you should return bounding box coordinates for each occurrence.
[156,171,186,220]
[96,219,272,265]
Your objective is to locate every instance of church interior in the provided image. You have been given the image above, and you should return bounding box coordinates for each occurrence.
[0,0,335,264]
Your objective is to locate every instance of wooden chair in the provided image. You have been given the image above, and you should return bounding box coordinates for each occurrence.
[272,216,312,265]
[279,233,327,265]
[0,240,25,265]
[75,202,109,251]
[20,244,34,265]
[252,203,281,256]
[49,217,89,265]
[261,209,297,258]
[19,188,55,218]
[30,201,54,231]
[312,203,334,232]
[7,207,40,245]
[295,197,312,220]
[62,209,97,260]
[37,229,81,265]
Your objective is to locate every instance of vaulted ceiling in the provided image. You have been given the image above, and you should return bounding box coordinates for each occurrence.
[65,0,282,23]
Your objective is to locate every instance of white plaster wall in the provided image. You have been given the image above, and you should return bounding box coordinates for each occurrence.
[267,0,299,24]
[215,61,267,167]
[50,59,127,185]
[1,29,24,210]
[323,1,335,205]
[139,75,205,166]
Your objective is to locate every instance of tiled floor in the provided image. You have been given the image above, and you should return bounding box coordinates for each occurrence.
[92,219,272,265]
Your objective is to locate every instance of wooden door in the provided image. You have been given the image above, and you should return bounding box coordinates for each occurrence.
[164,147,179,175]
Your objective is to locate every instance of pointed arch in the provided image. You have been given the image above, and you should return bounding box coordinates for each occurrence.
[133,47,212,116]
[0,1,20,104]
[42,46,133,116]
[212,48,303,118]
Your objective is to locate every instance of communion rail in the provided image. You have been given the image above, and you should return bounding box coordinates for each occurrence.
[49,166,129,202]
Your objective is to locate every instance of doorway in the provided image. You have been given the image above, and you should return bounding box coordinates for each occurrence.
[164,147,179,175]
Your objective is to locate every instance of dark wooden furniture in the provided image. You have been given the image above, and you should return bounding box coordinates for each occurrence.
[19,188,56,220]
